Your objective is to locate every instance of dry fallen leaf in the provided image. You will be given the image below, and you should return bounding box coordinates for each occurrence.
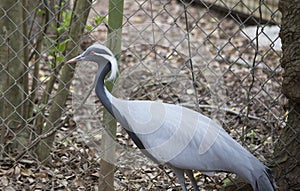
[21,168,33,177]
[0,176,9,186]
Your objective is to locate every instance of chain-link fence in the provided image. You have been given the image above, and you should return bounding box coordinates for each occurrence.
[0,0,290,190]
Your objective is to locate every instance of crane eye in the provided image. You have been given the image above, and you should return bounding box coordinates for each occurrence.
[89,51,95,55]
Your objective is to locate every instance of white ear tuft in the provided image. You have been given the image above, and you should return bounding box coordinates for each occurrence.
[94,52,118,81]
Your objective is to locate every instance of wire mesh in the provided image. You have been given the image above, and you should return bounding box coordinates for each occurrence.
[0,0,287,190]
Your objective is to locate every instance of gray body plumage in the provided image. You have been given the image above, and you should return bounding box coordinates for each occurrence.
[67,44,276,191]
[108,89,275,191]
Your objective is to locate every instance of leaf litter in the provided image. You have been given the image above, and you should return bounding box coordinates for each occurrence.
[1,1,285,191]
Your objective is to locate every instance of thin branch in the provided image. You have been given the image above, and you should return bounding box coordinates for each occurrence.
[28,3,48,119]
[75,83,95,110]
[243,0,263,143]
[215,55,280,72]
[179,103,268,123]
[183,2,200,112]
[14,115,69,164]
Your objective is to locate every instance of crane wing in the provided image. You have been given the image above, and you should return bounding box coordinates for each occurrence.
[110,97,257,173]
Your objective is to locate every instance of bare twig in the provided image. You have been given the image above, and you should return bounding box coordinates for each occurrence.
[243,0,263,144]
[215,55,280,72]
[179,103,267,123]
[183,2,200,112]
[14,115,69,164]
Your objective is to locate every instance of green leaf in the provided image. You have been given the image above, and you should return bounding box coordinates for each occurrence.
[86,24,93,31]
[94,15,106,26]
[61,10,72,28]
[56,26,64,33]
[37,8,45,15]
[57,55,64,62]
[57,39,70,52]
[45,61,52,67]
[246,130,256,138]
[39,103,47,110]
[222,177,232,184]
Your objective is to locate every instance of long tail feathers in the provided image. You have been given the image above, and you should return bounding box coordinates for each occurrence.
[256,167,276,191]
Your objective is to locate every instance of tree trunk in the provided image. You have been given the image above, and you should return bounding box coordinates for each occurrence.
[0,0,28,152]
[99,0,124,190]
[36,0,92,163]
[273,1,300,190]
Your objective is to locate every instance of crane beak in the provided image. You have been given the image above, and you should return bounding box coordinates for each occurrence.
[65,54,83,64]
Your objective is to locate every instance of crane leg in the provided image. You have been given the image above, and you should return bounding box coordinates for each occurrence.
[186,170,200,191]
[171,167,188,191]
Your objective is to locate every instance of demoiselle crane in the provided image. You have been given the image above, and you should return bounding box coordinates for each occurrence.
[66,44,276,191]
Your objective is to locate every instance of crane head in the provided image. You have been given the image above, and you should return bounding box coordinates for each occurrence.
[66,44,118,81]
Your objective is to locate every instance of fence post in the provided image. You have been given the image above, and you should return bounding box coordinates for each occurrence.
[99,0,124,190]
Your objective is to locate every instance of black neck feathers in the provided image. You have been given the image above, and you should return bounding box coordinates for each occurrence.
[95,63,114,117]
